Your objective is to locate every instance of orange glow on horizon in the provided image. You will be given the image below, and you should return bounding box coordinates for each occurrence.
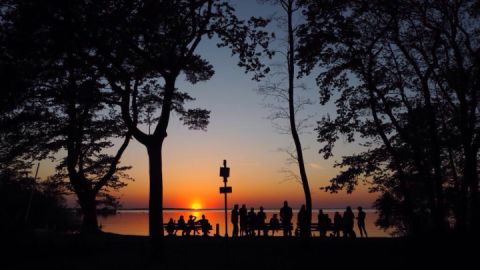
[191,202,202,210]
[60,127,378,210]
[191,211,201,218]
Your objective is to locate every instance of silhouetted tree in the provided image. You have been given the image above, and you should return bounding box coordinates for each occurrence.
[80,0,273,240]
[0,1,132,234]
[0,167,80,233]
[257,0,312,237]
[297,0,480,235]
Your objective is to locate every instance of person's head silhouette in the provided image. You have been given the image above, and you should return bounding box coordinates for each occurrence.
[284,201,288,207]
[202,214,206,219]
[358,206,363,211]
[260,206,264,212]
[234,204,238,209]
[250,207,255,212]
[347,206,352,211]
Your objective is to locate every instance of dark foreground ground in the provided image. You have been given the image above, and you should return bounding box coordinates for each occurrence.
[2,233,476,270]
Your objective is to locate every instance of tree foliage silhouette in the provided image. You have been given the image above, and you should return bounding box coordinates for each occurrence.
[1,0,273,239]
[297,0,480,235]
[0,169,79,233]
[0,0,132,234]
[75,0,274,240]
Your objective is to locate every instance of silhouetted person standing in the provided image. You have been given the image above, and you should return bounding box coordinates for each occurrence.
[280,201,293,237]
[357,206,368,238]
[343,206,355,238]
[239,204,248,236]
[297,204,308,237]
[324,214,332,228]
[269,214,280,236]
[333,212,342,237]
[318,209,327,237]
[247,207,257,236]
[231,204,239,237]
[256,206,267,236]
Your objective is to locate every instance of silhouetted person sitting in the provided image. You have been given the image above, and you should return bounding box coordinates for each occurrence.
[280,201,293,237]
[166,218,176,236]
[239,204,248,236]
[333,212,342,237]
[198,214,211,236]
[343,206,356,238]
[297,204,308,237]
[256,206,267,236]
[247,207,257,236]
[269,214,280,236]
[232,204,239,237]
[357,206,368,238]
[178,215,187,236]
[186,215,197,236]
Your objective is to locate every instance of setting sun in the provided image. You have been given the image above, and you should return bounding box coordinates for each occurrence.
[191,202,202,210]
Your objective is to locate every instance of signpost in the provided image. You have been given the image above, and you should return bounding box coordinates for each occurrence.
[219,160,232,238]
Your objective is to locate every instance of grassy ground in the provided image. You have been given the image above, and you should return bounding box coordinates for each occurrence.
[3,233,475,270]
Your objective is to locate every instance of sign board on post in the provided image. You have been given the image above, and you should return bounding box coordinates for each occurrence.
[219,159,231,238]
[220,167,230,178]
[219,186,232,193]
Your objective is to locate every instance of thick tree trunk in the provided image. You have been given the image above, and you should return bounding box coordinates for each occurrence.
[420,79,446,234]
[79,192,100,234]
[470,177,480,235]
[456,165,469,234]
[465,151,479,233]
[455,188,467,234]
[147,142,164,241]
[69,172,100,234]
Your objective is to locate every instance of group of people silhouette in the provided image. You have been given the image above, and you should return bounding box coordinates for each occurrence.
[315,206,368,238]
[164,201,368,238]
[231,201,368,238]
[230,201,294,237]
[165,214,212,236]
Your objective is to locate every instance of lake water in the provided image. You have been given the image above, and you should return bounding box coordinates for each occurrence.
[98,209,391,237]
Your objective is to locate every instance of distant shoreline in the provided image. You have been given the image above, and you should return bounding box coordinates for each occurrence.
[67,207,377,212]
[116,208,377,212]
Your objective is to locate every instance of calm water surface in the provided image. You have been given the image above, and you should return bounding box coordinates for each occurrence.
[98,209,391,237]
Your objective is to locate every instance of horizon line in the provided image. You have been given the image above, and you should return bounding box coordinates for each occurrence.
[116,207,376,211]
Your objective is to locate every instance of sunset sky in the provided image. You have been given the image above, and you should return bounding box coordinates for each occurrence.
[39,1,376,210]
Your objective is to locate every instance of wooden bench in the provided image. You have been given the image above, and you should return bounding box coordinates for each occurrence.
[295,223,338,237]
[261,223,294,236]
[163,223,213,236]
